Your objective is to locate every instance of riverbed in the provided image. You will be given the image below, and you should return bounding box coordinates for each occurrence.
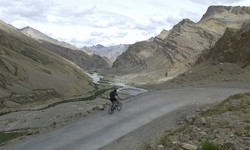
[87,72,148,96]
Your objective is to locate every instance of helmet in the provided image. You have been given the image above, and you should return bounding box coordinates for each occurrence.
[113,87,118,92]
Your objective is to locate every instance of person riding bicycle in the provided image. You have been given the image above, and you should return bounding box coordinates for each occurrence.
[109,89,121,106]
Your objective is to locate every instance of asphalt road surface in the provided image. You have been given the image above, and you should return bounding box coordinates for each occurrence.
[4,87,249,150]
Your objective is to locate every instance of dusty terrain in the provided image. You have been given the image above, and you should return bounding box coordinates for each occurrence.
[1,86,249,150]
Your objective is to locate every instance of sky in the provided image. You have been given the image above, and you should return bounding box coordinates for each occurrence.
[0,0,249,47]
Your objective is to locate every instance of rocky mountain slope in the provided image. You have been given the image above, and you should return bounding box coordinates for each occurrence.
[157,21,250,89]
[20,27,111,70]
[208,22,250,66]
[0,19,95,100]
[112,6,250,84]
[83,44,129,62]
[41,42,112,71]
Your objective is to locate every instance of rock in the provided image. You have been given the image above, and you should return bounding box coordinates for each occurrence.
[97,105,104,110]
[157,145,165,149]
[242,137,250,141]
[172,141,179,144]
[27,130,33,135]
[92,105,105,111]
[182,143,197,150]
[223,142,235,149]
[193,117,206,126]
[200,131,207,135]
[178,121,184,125]
[230,133,235,137]
[201,106,210,113]
[186,115,195,123]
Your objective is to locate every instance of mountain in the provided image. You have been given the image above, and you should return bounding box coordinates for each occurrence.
[112,6,250,84]
[20,26,112,70]
[20,26,77,50]
[163,21,250,88]
[0,19,94,101]
[208,21,250,65]
[198,6,250,35]
[83,44,129,62]
[154,29,169,42]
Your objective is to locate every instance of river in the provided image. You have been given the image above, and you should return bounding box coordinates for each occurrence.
[87,72,147,96]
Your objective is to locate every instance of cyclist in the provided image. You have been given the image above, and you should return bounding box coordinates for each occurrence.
[109,88,121,106]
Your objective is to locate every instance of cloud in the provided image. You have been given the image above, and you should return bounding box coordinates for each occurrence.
[90,32,103,37]
[0,0,96,25]
[0,0,57,23]
[81,38,103,47]
[179,9,203,22]
[116,32,128,38]
[69,38,86,48]
[55,5,96,24]
[86,11,135,29]
[190,0,244,5]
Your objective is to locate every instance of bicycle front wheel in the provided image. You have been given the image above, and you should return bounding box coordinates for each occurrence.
[116,102,122,111]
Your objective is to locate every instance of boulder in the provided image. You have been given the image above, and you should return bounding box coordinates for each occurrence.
[194,117,207,126]
[186,115,195,123]
[157,145,165,149]
[182,143,197,150]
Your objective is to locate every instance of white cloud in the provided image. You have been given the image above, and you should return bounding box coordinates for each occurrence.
[191,0,244,5]
[90,32,103,37]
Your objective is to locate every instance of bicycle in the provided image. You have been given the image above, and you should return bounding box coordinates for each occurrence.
[108,100,122,114]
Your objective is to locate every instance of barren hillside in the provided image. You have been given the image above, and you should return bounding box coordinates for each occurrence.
[158,21,250,89]
[20,26,111,70]
[0,19,95,101]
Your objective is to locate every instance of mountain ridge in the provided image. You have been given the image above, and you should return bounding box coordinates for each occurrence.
[82,44,129,62]
[112,6,250,84]
[20,26,112,70]
[20,26,78,50]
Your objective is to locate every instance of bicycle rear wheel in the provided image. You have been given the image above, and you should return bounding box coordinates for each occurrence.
[108,104,114,114]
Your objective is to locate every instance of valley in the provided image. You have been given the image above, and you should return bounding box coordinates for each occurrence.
[0,5,250,150]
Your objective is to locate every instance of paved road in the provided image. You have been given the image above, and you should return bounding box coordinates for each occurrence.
[5,87,249,150]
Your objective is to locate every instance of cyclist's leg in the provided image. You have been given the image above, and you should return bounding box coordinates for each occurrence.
[110,98,115,107]
[114,98,118,106]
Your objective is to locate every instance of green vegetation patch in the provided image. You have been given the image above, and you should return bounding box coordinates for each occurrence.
[0,131,27,145]
[204,92,250,116]
[159,136,171,147]
[0,88,111,116]
[201,140,225,150]
[244,125,250,131]
[43,88,111,109]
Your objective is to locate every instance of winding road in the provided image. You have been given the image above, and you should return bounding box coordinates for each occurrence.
[4,87,249,150]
